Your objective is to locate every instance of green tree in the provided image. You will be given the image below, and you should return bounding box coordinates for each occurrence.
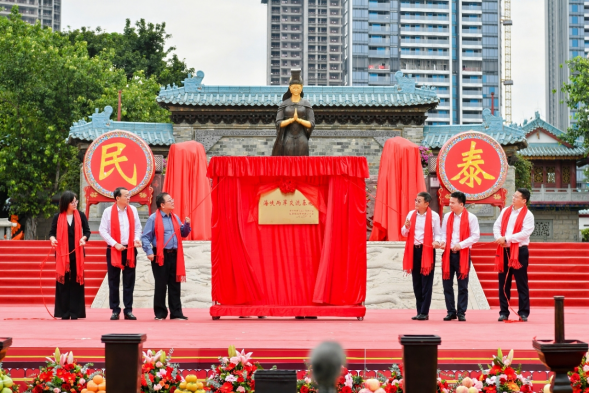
[560,57,589,153]
[64,19,194,86]
[90,70,170,123]
[513,154,533,193]
[0,7,121,238]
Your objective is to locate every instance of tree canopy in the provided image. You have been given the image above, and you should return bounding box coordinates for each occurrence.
[560,57,589,154]
[64,19,194,87]
[0,8,173,238]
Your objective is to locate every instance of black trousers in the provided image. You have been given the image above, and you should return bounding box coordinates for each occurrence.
[411,246,436,315]
[151,249,183,319]
[54,255,86,319]
[498,246,530,318]
[106,247,137,314]
[442,252,470,316]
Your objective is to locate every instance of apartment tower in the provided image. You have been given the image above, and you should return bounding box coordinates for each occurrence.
[262,0,347,86]
[545,0,584,131]
[0,0,61,31]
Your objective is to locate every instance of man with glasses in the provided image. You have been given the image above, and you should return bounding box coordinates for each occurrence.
[99,187,142,321]
[141,193,191,320]
[493,188,535,322]
[401,192,441,321]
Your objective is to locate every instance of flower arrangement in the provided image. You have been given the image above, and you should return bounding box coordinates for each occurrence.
[568,351,589,393]
[296,364,403,393]
[206,346,261,393]
[0,364,18,393]
[280,179,296,194]
[140,349,182,393]
[25,348,101,393]
[436,375,450,393]
[468,349,533,393]
[418,146,434,169]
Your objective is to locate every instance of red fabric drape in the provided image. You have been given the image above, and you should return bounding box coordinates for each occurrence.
[208,156,368,307]
[163,141,212,240]
[369,138,426,241]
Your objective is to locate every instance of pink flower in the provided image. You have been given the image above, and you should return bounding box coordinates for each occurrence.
[54,389,61,393]
[230,349,253,366]
[237,387,246,392]
[304,377,311,384]
[153,384,162,391]
[583,365,589,372]
[475,381,483,390]
[345,374,353,388]
[156,361,163,368]
[78,378,86,385]
[225,374,237,382]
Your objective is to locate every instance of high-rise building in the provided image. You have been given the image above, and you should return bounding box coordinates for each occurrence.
[351,0,502,125]
[545,0,584,131]
[0,0,61,31]
[262,0,346,86]
[262,0,502,125]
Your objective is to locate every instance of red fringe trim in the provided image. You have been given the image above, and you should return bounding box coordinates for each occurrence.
[177,275,186,283]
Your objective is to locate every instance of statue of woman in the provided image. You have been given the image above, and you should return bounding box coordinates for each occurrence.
[272,69,315,156]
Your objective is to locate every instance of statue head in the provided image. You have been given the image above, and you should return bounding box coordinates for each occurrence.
[283,68,304,101]
[310,342,345,391]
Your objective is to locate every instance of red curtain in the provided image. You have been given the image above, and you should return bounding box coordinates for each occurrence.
[163,141,212,240]
[208,156,368,307]
[369,138,426,241]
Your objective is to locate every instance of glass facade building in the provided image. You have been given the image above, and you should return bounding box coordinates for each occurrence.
[545,0,584,131]
[0,0,61,31]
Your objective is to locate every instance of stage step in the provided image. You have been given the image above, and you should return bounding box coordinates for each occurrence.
[0,240,108,306]
[471,242,589,307]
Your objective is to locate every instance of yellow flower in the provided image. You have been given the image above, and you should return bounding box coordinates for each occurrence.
[506,382,520,391]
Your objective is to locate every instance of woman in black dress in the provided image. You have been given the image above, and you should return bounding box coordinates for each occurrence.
[272,68,315,156]
[48,191,91,319]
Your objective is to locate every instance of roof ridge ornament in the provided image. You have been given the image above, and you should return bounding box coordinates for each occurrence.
[182,70,205,93]
[394,70,416,94]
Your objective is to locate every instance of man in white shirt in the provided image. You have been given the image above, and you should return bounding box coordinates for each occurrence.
[401,191,442,321]
[99,187,142,320]
[435,191,480,322]
[493,188,535,322]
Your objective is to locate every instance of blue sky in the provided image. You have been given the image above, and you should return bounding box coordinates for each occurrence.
[62,0,544,124]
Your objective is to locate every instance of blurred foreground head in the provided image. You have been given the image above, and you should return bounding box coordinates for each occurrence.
[311,341,345,392]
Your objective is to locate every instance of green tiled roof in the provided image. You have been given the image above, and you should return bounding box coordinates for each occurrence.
[422,109,527,148]
[518,143,586,158]
[68,106,174,146]
[522,111,564,137]
[156,70,439,108]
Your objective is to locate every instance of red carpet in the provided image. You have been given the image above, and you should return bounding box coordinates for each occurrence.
[471,242,589,307]
[2,307,586,389]
[0,240,108,306]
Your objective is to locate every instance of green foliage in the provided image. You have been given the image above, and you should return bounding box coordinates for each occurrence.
[64,19,194,86]
[0,8,123,236]
[90,70,169,123]
[581,228,589,242]
[513,154,533,192]
[560,57,589,155]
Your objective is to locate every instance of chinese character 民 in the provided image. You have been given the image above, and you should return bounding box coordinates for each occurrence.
[450,141,496,188]
[99,142,137,185]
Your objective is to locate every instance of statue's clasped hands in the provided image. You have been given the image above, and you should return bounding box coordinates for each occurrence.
[282,108,311,128]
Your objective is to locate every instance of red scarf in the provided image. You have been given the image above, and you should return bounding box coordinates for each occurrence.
[442,210,471,280]
[494,205,528,272]
[109,204,136,270]
[402,208,434,275]
[154,211,186,282]
[55,210,84,284]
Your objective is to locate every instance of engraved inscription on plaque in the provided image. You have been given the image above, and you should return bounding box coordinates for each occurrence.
[258,188,319,225]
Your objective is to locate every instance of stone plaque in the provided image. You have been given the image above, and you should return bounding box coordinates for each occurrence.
[259,188,319,225]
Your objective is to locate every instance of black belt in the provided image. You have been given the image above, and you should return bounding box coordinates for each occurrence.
[414,244,423,249]
[164,248,178,254]
[451,250,460,254]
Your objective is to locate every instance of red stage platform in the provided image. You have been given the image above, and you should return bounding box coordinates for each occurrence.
[2,307,587,370]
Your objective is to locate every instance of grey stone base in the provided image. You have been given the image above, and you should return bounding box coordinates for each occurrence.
[92,241,489,311]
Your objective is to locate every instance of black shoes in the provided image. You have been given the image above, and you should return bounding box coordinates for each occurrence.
[411,314,419,320]
[498,315,508,322]
[171,316,188,320]
[520,315,528,322]
[458,314,466,322]
[154,317,165,320]
[443,313,457,321]
[415,314,429,321]
[124,313,137,320]
[110,313,119,320]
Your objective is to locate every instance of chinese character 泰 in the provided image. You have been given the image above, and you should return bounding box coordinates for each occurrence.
[302,200,307,206]
[450,141,496,188]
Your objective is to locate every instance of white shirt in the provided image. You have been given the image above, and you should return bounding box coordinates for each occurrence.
[493,206,535,246]
[441,210,480,249]
[99,205,142,247]
[401,209,442,245]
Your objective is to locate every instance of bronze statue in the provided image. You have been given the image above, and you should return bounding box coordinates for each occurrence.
[272,69,315,156]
